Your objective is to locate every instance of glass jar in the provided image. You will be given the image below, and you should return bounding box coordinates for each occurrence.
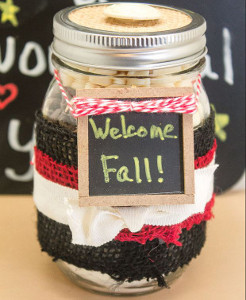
[34,3,216,297]
[43,57,210,128]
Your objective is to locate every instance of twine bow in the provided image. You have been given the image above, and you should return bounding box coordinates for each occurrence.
[54,69,201,118]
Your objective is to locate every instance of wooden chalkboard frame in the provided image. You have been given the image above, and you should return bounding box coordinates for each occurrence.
[77,87,194,207]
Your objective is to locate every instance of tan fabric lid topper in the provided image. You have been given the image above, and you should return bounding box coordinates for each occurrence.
[68,3,192,33]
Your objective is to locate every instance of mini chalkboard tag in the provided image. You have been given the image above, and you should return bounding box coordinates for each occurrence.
[77,87,194,207]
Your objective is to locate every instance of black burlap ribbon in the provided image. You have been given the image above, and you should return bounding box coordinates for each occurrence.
[35,110,215,287]
[37,210,206,287]
[35,110,215,167]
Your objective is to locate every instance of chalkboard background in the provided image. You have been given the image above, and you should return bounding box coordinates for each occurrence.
[0,0,245,194]
[88,112,183,196]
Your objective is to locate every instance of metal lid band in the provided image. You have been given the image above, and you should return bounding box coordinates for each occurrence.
[52,3,207,70]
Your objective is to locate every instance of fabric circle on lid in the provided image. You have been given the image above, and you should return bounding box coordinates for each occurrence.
[68,4,192,32]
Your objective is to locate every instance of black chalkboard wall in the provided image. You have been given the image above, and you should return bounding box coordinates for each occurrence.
[0,0,245,194]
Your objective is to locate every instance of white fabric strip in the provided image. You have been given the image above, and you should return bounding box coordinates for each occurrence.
[34,161,218,247]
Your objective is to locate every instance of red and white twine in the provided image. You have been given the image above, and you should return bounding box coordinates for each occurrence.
[54,69,201,117]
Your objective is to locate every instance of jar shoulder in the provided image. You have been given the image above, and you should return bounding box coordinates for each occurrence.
[42,76,211,128]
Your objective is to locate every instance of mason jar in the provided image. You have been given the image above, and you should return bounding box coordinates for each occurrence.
[34,3,217,296]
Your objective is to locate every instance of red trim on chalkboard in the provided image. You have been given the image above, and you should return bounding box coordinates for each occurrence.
[115,194,215,246]
[34,139,216,191]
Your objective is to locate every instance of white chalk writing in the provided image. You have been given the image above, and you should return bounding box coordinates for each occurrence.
[4,119,34,182]
[202,28,234,86]
[202,54,219,80]
[19,41,47,77]
[0,36,15,73]
[223,27,234,85]
[0,36,49,77]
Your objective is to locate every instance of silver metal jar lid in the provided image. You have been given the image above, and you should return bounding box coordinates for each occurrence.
[52,3,207,70]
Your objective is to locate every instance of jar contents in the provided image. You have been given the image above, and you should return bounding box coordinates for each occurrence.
[34,2,217,296]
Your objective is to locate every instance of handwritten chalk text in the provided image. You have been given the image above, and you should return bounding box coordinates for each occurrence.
[89,115,178,140]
